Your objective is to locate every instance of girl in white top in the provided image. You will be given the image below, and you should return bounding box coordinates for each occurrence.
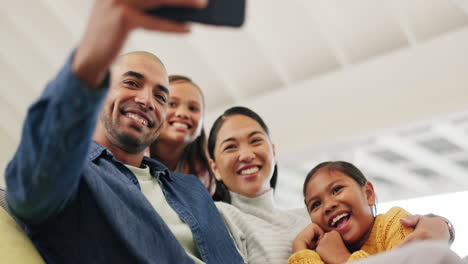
[150,75,214,195]
[207,106,309,264]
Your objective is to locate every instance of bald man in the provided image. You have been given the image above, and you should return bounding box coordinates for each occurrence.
[5,1,243,263]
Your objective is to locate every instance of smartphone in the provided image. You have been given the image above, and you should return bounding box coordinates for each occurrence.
[147,0,246,27]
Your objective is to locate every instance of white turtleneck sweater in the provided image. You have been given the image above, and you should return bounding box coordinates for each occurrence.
[216,190,310,264]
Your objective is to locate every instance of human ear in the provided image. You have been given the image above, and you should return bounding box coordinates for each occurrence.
[272,143,277,162]
[208,159,222,181]
[364,181,376,206]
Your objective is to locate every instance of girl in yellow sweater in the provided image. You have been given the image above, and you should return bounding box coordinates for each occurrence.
[289,161,413,264]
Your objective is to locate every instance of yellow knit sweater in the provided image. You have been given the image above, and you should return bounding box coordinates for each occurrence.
[288,207,413,264]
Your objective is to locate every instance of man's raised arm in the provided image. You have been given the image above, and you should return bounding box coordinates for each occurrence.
[5,0,206,224]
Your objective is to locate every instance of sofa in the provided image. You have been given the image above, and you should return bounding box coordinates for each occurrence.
[0,187,45,263]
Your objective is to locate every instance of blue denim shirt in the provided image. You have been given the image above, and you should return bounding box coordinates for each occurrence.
[5,54,244,264]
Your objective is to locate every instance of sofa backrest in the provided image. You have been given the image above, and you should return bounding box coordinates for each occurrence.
[0,188,25,229]
[0,188,8,213]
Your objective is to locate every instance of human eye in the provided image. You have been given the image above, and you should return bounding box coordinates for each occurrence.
[168,101,177,107]
[250,137,263,144]
[310,201,321,211]
[189,105,200,112]
[123,80,139,88]
[154,93,167,104]
[332,186,343,195]
[223,144,236,152]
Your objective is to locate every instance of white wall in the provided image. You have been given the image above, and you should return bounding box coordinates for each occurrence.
[207,26,468,163]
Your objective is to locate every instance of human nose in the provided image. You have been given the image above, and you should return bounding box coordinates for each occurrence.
[174,105,189,119]
[238,145,255,162]
[134,88,154,111]
[324,197,338,214]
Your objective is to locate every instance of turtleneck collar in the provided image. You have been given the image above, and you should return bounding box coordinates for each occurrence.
[229,189,276,212]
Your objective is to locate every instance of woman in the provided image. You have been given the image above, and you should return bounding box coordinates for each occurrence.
[207,106,456,264]
[150,75,214,195]
[208,106,309,264]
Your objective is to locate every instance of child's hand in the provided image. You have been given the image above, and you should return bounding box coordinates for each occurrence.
[292,223,324,252]
[316,230,350,264]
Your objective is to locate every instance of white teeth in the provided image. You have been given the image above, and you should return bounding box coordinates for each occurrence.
[240,167,259,175]
[172,122,188,129]
[331,213,349,227]
[127,113,148,126]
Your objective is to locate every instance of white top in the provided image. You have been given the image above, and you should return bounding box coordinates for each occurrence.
[126,165,204,264]
[216,190,310,264]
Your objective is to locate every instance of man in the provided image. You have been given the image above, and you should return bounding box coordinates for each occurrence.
[5,0,242,263]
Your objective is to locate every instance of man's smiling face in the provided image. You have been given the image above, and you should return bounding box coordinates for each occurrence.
[100,52,169,154]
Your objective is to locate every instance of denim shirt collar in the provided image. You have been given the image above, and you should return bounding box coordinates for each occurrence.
[87,141,172,181]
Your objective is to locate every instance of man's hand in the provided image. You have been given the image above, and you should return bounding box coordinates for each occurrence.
[292,223,324,253]
[316,230,350,264]
[72,0,207,89]
[398,214,450,247]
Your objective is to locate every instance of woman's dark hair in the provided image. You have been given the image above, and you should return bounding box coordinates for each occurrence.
[303,161,376,214]
[208,106,278,203]
[169,75,214,192]
[177,129,210,178]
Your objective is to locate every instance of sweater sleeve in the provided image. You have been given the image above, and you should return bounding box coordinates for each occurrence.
[288,250,324,264]
[348,250,371,261]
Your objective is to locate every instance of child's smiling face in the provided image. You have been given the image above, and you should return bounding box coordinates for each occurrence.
[304,168,376,249]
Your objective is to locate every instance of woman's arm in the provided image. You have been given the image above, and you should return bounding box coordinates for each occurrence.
[399,214,454,246]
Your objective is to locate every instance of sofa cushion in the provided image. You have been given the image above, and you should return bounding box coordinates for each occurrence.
[0,205,45,263]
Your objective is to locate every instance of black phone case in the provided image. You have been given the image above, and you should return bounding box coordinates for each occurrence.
[147,0,246,27]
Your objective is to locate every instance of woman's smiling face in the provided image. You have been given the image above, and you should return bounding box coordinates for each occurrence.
[210,114,276,198]
[158,80,204,147]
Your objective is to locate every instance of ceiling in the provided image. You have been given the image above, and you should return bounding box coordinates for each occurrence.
[1,0,468,208]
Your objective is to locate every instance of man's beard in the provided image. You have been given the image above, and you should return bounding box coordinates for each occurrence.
[102,114,156,154]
